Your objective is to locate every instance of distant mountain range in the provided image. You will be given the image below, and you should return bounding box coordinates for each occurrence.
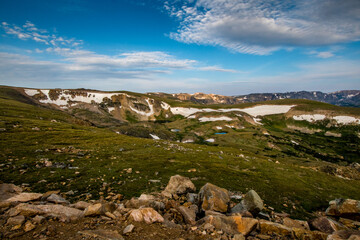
[166,90,360,107]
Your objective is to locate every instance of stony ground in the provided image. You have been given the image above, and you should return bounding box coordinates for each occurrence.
[1,175,359,240]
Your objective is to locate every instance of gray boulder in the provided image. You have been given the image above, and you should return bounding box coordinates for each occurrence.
[231,190,263,215]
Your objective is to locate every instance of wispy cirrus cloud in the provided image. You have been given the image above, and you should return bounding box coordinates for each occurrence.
[1,21,83,47]
[165,0,360,55]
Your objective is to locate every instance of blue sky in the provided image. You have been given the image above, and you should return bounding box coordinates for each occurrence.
[0,0,359,95]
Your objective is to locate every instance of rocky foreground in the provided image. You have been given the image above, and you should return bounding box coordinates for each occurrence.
[0,175,359,240]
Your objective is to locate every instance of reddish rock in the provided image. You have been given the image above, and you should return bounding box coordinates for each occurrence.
[198,215,258,236]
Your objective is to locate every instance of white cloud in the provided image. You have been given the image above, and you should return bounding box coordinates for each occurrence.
[309,51,334,59]
[44,47,197,70]
[166,0,360,55]
[1,21,82,48]
[199,66,237,73]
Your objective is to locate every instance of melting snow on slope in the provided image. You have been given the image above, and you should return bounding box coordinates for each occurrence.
[38,90,121,106]
[170,107,208,117]
[231,105,296,117]
[293,114,360,125]
[205,138,215,143]
[332,116,360,124]
[150,134,160,140]
[293,114,326,122]
[161,101,170,110]
[170,105,295,117]
[130,99,154,116]
[199,116,233,122]
[24,89,40,96]
[253,118,263,125]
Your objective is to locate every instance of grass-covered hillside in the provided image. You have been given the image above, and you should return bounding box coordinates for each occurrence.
[0,86,360,219]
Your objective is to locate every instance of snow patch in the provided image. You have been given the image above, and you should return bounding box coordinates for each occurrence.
[170,107,205,117]
[293,114,326,122]
[129,98,154,117]
[332,116,360,125]
[182,139,194,143]
[253,118,263,125]
[205,138,215,143]
[108,107,115,112]
[216,126,223,130]
[199,116,233,122]
[293,114,360,125]
[24,89,39,96]
[38,89,122,106]
[150,134,160,140]
[161,101,170,110]
[170,105,295,118]
[238,105,295,117]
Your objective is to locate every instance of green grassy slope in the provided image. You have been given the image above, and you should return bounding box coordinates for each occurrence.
[1,87,360,220]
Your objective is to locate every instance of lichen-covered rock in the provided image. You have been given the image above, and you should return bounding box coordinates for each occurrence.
[23,221,36,232]
[259,220,293,237]
[161,175,196,198]
[283,217,310,230]
[128,208,164,224]
[326,199,360,220]
[198,215,258,236]
[198,183,230,213]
